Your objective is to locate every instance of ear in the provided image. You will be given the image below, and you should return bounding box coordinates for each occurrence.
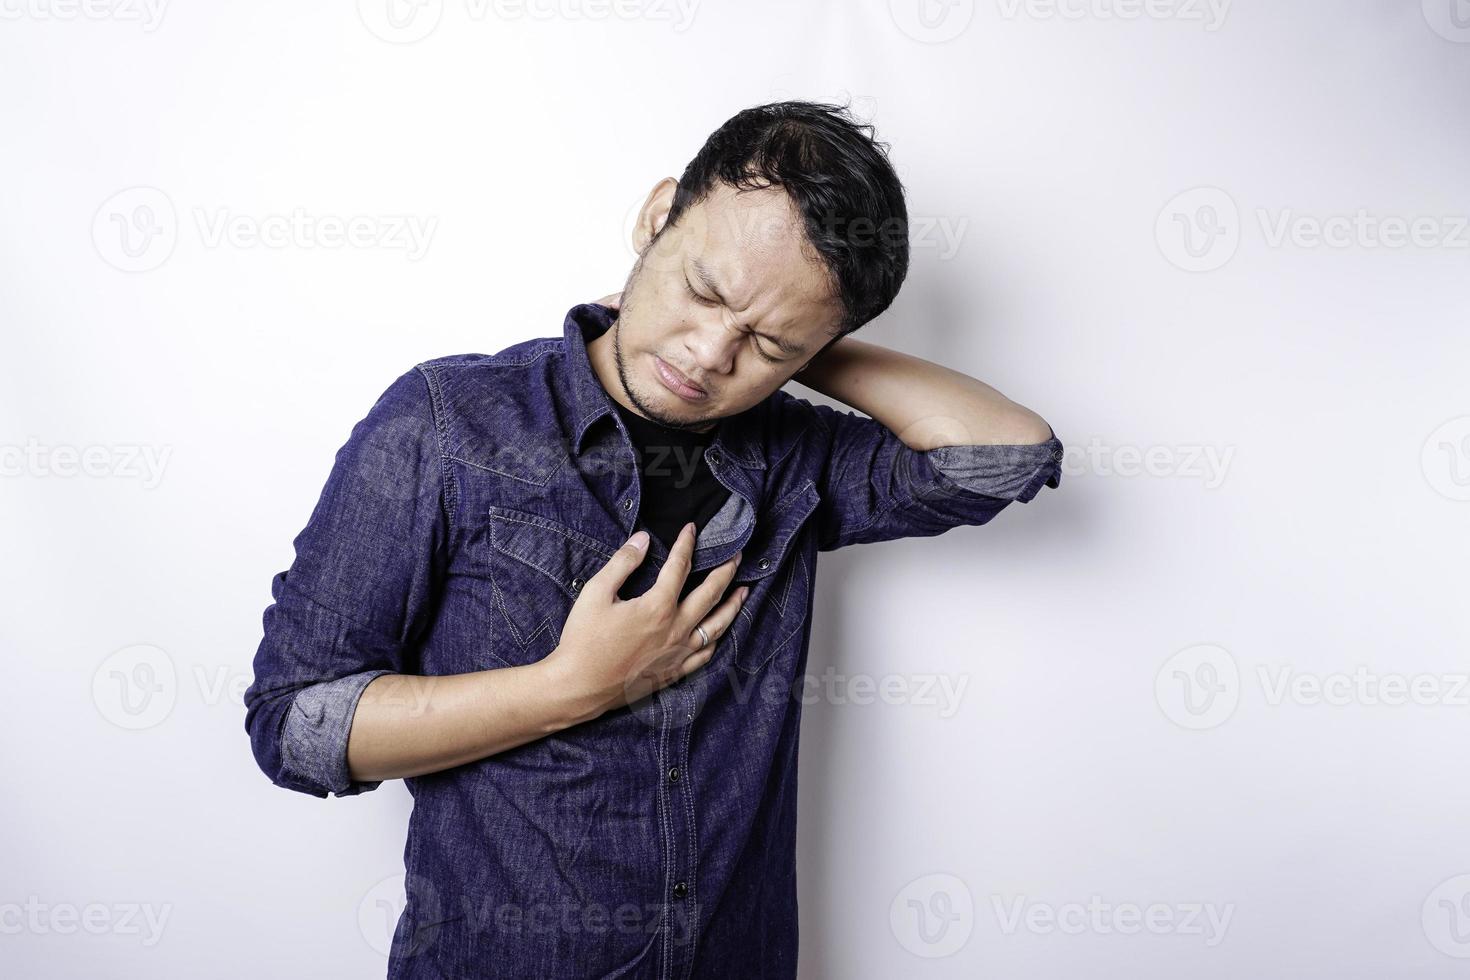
[631,177,678,255]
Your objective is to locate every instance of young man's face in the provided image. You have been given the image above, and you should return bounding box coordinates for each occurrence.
[588,179,846,433]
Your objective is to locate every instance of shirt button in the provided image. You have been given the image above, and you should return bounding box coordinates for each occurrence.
[757,558,771,570]
[707,449,722,465]
[668,767,680,783]
[570,577,584,593]
[673,881,688,899]
[622,499,634,511]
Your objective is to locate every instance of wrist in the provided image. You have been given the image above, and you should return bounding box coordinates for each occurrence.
[532,652,602,729]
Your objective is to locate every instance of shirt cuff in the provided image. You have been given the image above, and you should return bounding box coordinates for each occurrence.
[922,430,1065,503]
[280,669,394,798]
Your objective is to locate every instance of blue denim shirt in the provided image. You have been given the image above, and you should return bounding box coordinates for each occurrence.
[243,302,1063,979]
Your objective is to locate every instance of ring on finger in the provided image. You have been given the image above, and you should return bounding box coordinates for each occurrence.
[694,624,710,649]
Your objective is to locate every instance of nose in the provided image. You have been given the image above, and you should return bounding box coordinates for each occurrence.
[682,309,743,378]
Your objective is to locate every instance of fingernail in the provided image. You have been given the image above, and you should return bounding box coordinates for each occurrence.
[630,530,649,550]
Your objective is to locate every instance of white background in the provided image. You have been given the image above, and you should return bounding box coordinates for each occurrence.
[3,2,1468,977]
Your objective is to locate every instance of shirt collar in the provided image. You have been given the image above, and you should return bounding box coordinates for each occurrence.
[562,302,766,470]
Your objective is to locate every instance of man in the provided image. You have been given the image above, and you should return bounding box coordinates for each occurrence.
[244,100,1063,979]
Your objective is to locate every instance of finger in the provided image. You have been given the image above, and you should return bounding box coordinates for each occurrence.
[681,583,747,654]
[678,548,743,625]
[650,521,697,604]
[588,530,651,599]
[679,644,717,677]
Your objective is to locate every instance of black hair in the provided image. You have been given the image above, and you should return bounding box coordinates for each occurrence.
[663,99,910,338]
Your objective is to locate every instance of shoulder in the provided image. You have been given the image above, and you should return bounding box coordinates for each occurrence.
[406,337,566,460]
[412,337,562,406]
[748,387,832,470]
[414,335,563,380]
[762,387,835,441]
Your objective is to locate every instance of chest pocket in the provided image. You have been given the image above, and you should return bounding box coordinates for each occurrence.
[727,479,821,676]
[480,505,616,668]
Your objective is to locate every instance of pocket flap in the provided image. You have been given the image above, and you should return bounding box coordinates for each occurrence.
[486,505,616,599]
[732,479,820,584]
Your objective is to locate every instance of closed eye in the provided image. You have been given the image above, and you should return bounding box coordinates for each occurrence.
[749,337,783,363]
[685,277,785,363]
[684,277,718,308]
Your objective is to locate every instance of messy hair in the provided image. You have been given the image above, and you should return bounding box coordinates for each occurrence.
[664,99,910,337]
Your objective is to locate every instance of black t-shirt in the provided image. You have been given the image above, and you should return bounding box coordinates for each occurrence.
[612,401,732,599]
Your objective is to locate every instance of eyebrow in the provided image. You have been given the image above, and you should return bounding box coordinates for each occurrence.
[690,257,808,357]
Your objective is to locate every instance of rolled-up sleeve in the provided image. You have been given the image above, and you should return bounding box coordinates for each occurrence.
[280,667,394,797]
[243,365,449,799]
[923,433,1064,502]
[792,394,1063,552]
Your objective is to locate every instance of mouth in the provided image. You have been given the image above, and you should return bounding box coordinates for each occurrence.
[653,356,708,402]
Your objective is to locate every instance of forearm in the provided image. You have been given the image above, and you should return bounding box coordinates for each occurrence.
[345,659,589,783]
[796,336,1052,449]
